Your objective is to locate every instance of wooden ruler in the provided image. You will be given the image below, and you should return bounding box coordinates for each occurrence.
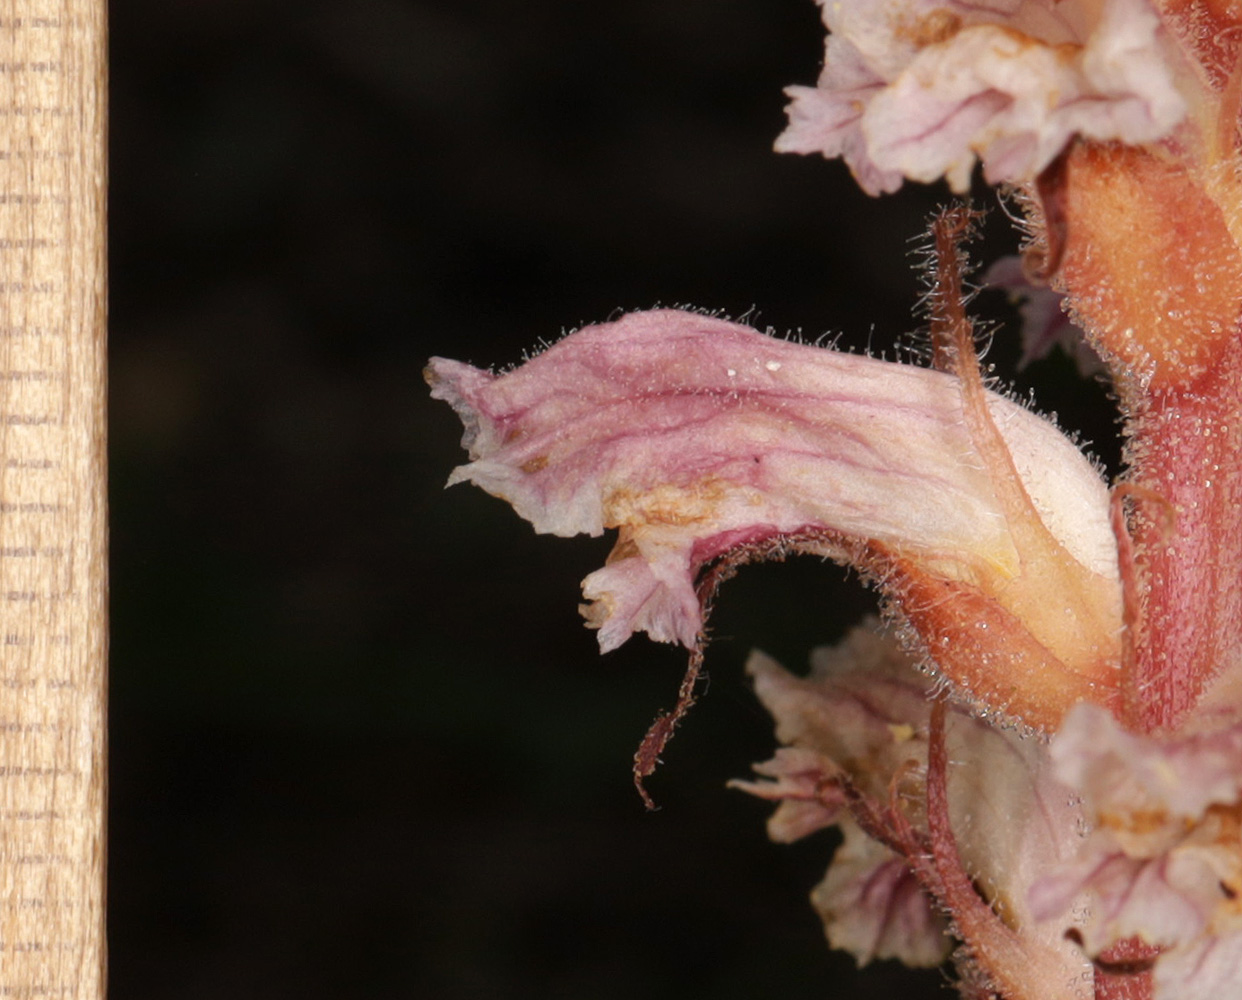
[0,2,107,998]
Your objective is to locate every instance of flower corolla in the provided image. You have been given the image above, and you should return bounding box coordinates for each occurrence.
[1031,703,1242,1000]
[428,303,1122,729]
[731,621,1096,996]
[777,0,1186,193]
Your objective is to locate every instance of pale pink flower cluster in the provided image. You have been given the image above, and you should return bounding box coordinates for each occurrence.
[431,0,1242,996]
[729,622,1088,984]
[777,0,1186,193]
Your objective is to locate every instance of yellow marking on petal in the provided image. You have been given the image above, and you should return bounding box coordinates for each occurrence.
[894,8,963,49]
[603,478,736,529]
[887,722,916,744]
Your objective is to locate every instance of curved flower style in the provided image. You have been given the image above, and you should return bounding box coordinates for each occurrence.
[776,0,1186,193]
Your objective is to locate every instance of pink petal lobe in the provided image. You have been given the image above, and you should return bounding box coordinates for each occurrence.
[731,626,953,969]
[1154,936,1242,1000]
[774,38,903,195]
[737,627,936,808]
[813,818,952,968]
[727,745,847,843]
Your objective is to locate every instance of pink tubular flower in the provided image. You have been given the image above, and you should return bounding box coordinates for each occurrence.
[427,293,1123,731]
[776,0,1186,192]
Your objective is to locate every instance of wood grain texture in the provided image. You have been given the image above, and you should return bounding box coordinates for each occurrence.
[0,2,106,997]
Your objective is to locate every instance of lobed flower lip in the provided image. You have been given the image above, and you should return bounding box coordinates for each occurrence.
[815,818,954,968]
[733,623,1092,990]
[428,307,1123,731]
[1032,703,1242,999]
[777,0,1186,193]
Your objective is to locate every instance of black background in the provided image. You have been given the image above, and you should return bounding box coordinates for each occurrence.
[108,2,1116,997]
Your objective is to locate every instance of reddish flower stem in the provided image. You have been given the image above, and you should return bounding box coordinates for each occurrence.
[1125,335,1242,731]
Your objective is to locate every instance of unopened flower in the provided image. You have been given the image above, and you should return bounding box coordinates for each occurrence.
[985,256,1102,375]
